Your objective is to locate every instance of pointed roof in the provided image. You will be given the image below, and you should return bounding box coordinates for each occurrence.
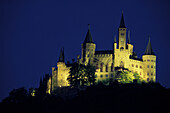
[58,48,65,62]
[84,24,94,43]
[119,11,126,28]
[144,38,155,55]
[128,30,130,43]
[114,35,116,43]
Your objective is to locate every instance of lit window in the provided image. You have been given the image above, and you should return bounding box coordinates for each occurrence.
[140,72,142,75]
[147,65,149,68]
[147,73,149,76]
[151,65,153,68]
[100,75,103,78]
[147,78,149,82]
[106,75,108,77]
[140,66,142,69]
[132,64,134,67]
[136,65,138,68]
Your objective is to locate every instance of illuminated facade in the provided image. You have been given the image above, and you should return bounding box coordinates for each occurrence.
[47,13,156,93]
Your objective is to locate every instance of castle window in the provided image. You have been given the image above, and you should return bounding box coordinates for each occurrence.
[110,74,114,78]
[106,65,108,72]
[100,75,103,78]
[151,65,153,68]
[151,73,153,76]
[106,75,108,77]
[111,63,114,72]
[144,60,146,62]
[100,63,103,72]
[151,78,153,81]
[147,60,150,62]
[136,65,138,68]
[147,65,149,68]
[132,64,134,67]
[140,66,142,69]
[147,73,149,76]
[147,78,149,82]
[96,63,99,69]
[140,72,142,75]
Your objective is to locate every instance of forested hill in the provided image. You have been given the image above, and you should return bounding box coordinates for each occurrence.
[1,82,170,113]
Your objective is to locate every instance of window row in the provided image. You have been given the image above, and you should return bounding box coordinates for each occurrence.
[147,73,154,76]
[147,65,155,68]
[131,64,142,69]
[96,63,114,72]
[144,60,155,62]
[96,74,114,78]
[147,78,154,82]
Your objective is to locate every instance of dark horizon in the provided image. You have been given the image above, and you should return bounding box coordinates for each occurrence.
[1,0,170,101]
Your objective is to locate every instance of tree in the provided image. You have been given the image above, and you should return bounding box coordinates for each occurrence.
[117,71,143,84]
[67,63,96,88]
[2,87,28,103]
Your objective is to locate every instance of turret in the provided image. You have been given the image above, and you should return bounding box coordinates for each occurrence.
[142,38,156,82]
[118,11,127,50]
[127,30,133,54]
[81,24,96,65]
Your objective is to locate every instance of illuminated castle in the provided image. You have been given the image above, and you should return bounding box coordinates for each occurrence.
[46,13,156,94]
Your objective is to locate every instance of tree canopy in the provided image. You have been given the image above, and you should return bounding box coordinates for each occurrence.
[67,63,96,88]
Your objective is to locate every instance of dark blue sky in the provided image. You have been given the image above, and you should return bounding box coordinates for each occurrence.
[0,0,170,101]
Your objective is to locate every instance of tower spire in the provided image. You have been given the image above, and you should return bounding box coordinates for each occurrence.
[84,24,94,43]
[128,30,130,43]
[119,11,126,28]
[58,48,65,62]
[114,35,116,43]
[144,37,155,55]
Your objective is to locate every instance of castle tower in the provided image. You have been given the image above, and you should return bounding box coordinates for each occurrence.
[142,38,156,82]
[127,30,133,54]
[81,24,96,65]
[56,48,70,87]
[118,12,127,50]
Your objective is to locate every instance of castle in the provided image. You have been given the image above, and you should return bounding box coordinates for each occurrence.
[46,13,156,94]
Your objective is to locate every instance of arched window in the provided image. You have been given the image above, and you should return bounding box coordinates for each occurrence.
[100,63,103,72]
[106,65,108,72]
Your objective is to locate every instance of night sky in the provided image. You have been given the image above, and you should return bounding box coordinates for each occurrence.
[0,0,170,101]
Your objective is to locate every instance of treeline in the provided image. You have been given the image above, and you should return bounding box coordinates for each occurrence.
[1,81,170,113]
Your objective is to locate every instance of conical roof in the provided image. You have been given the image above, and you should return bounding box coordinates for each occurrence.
[119,11,126,28]
[84,24,94,43]
[144,38,155,55]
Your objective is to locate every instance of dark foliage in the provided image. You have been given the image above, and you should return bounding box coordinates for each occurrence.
[1,82,170,113]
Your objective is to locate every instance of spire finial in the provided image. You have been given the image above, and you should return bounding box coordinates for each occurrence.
[58,48,65,62]
[88,24,90,30]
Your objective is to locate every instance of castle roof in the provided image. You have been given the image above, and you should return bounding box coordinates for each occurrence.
[84,24,94,43]
[144,38,155,55]
[95,50,113,55]
[119,11,126,28]
[58,48,65,62]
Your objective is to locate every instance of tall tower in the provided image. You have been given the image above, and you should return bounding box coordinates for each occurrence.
[56,48,69,87]
[118,12,127,50]
[81,24,96,65]
[142,38,156,82]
